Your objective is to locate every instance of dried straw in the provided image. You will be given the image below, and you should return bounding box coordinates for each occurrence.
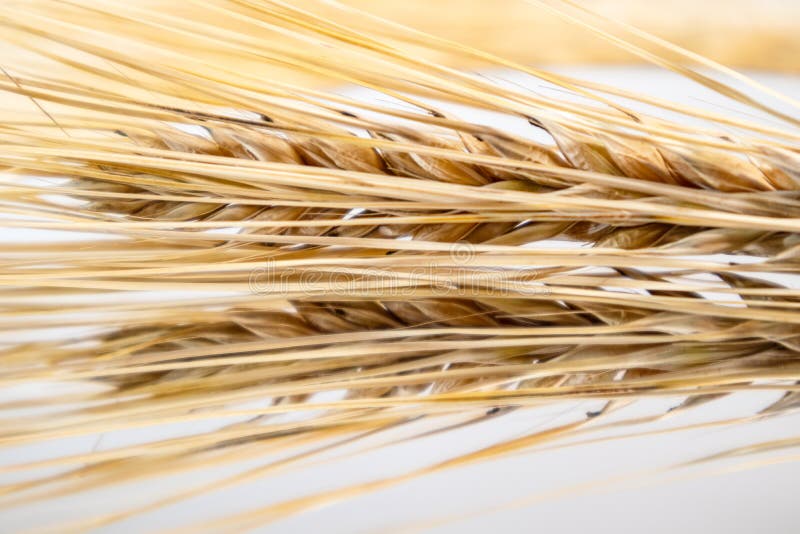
[0,0,798,531]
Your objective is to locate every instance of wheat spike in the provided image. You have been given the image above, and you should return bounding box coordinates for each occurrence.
[0,0,798,531]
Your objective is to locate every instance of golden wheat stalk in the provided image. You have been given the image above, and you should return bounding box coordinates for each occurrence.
[0,0,798,531]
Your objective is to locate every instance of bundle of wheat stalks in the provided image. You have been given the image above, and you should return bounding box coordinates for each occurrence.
[0,0,799,531]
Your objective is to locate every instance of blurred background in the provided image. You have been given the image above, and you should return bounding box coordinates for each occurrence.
[139,0,800,75]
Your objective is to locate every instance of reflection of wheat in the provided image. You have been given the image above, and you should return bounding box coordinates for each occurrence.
[1,0,800,531]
